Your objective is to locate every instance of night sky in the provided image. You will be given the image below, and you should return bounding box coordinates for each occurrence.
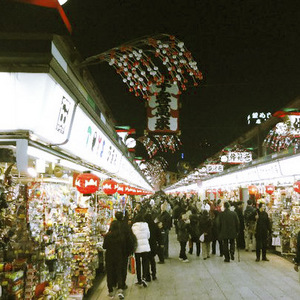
[2,0,300,171]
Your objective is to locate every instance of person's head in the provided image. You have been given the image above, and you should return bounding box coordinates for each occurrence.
[134,213,144,223]
[258,202,266,212]
[144,213,153,224]
[115,211,123,221]
[224,202,230,210]
[247,199,252,205]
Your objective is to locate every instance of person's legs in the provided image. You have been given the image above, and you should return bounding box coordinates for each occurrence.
[179,241,187,260]
[244,225,250,250]
[164,229,170,258]
[229,238,235,260]
[212,239,216,254]
[256,238,262,261]
[141,252,150,281]
[262,238,269,260]
[196,240,201,256]
[202,242,208,259]
[135,253,142,282]
[148,252,157,279]
[223,239,230,261]
[218,240,223,256]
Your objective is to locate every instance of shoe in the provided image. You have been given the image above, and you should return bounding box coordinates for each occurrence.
[230,254,234,260]
[108,291,114,298]
[157,261,164,264]
[245,249,249,252]
[123,284,128,290]
[182,259,189,263]
[255,258,260,262]
[141,280,148,287]
[144,277,151,282]
[207,255,210,258]
[179,258,183,261]
[203,257,207,260]
[135,281,143,286]
[188,249,193,254]
[152,275,157,280]
[118,292,124,299]
[262,258,269,261]
[224,259,230,263]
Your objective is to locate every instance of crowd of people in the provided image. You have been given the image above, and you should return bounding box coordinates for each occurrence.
[103,194,276,299]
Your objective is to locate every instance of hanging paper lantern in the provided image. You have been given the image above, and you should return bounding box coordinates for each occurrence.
[293,181,300,193]
[117,183,126,195]
[265,185,275,195]
[248,185,258,195]
[75,173,100,194]
[102,179,118,195]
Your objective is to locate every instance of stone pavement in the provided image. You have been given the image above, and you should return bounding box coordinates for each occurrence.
[87,229,300,300]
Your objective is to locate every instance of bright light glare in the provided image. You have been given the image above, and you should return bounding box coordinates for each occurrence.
[27,167,37,177]
[58,0,68,5]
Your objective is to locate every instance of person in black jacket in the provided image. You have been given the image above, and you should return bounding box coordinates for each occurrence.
[144,213,162,280]
[217,202,239,262]
[103,220,127,298]
[188,208,201,256]
[293,231,300,273]
[255,203,271,262]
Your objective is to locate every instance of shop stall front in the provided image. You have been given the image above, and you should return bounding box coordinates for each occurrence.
[0,36,152,299]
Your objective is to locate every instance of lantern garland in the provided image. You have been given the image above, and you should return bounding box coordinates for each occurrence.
[81,34,203,100]
[154,135,182,153]
[139,156,168,187]
[263,122,300,152]
[137,136,159,158]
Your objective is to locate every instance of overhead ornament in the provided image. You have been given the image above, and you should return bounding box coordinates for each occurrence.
[80,34,203,100]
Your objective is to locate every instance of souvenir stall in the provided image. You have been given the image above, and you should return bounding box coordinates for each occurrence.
[0,72,152,299]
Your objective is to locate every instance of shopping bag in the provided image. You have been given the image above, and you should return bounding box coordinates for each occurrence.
[128,255,135,274]
[200,233,205,242]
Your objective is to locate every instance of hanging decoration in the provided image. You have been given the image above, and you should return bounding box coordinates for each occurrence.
[154,135,182,153]
[81,34,203,100]
[263,111,300,153]
[75,173,100,194]
[293,181,300,194]
[102,179,118,195]
[139,156,168,188]
[248,185,258,195]
[137,136,159,158]
[265,185,275,195]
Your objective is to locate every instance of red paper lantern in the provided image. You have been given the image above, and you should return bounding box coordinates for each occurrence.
[248,185,258,195]
[293,181,300,193]
[102,179,118,195]
[117,183,126,195]
[265,185,275,195]
[75,173,100,194]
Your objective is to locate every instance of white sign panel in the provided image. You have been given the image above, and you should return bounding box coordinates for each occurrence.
[256,162,282,180]
[63,107,122,173]
[0,72,75,144]
[206,164,224,173]
[221,151,252,164]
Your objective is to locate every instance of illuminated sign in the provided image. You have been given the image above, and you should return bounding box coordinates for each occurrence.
[247,112,272,125]
[205,164,224,173]
[221,151,252,164]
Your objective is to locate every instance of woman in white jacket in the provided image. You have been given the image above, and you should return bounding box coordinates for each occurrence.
[131,214,151,287]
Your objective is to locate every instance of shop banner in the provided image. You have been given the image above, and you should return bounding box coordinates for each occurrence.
[146,82,180,133]
[256,162,282,180]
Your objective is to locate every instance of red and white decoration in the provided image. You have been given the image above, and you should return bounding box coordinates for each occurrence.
[75,173,100,194]
[265,185,275,195]
[293,181,300,193]
[102,179,119,195]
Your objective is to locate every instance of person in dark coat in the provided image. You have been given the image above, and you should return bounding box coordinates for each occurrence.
[211,208,223,256]
[157,203,172,259]
[244,199,257,251]
[217,202,240,262]
[114,211,136,290]
[293,231,300,273]
[255,203,271,262]
[199,210,213,259]
[177,213,191,262]
[235,201,245,249]
[188,208,201,256]
[144,213,161,280]
[103,220,127,298]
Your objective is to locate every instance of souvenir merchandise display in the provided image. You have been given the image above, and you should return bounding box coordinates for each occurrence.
[267,187,300,255]
[0,163,124,299]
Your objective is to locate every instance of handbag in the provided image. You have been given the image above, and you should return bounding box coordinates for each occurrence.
[200,233,205,242]
[128,255,135,274]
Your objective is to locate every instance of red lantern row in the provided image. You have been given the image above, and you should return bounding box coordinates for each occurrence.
[102,179,152,195]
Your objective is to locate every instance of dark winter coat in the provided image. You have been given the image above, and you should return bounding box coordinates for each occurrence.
[255,210,271,240]
[177,219,190,242]
[158,210,172,230]
[199,211,213,242]
[189,213,201,240]
[217,208,240,240]
[244,205,256,225]
[146,219,162,255]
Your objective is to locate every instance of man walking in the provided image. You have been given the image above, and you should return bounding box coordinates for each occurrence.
[217,202,239,262]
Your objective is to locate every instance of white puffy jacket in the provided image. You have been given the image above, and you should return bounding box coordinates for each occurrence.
[131,222,151,253]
